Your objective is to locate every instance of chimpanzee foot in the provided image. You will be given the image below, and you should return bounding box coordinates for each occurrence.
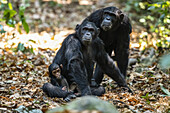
[64,94,76,102]
[90,78,99,88]
[91,85,105,96]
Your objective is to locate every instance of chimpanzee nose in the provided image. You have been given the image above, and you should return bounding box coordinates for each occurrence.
[106,17,110,20]
[86,33,90,36]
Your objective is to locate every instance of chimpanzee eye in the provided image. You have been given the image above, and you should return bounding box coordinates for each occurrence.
[110,13,116,18]
[82,28,88,32]
[56,68,60,73]
[89,29,94,32]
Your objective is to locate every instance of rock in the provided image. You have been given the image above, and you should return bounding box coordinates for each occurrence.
[47,96,118,113]
[15,105,43,113]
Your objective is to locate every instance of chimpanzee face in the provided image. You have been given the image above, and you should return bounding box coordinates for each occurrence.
[52,67,61,79]
[77,22,99,46]
[101,10,124,31]
[51,64,62,79]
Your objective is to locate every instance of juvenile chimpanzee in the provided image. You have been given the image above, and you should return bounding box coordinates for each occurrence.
[47,63,81,96]
[48,63,69,91]
[83,7,132,85]
[43,63,76,101]
[44,21,131,97]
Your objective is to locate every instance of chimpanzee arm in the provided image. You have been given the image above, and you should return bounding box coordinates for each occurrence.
[43,83,69,98]
[65,36,91,96]
[50,76,60,86]
[92,38,127,87]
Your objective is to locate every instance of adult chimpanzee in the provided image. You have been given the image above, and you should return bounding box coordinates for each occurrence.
[43,21,131,98]
[83,7,132,85]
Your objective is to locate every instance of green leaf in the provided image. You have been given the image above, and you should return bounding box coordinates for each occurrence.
[17,43,25,52]
[22,19,29,33]
[0,24,6,33]
[160,84,170,96]
[8,2,13,10]
[6,19,16,27]
[148,6,155,10]
[18,6,29,33]
[160,14,165,21]
[141,96,146,99]
[29,48,34,54]
[4,9,17,18]
[28,39,36,43]
[19,6,26,16]
[146,92,149,97]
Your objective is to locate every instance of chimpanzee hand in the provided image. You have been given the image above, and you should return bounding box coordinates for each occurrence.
[90,78,99,88]
[64,94,76,102]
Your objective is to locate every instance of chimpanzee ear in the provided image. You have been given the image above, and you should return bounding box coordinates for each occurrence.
[97,28,100,35]
[60,64,63,69]
[75,24,80,30]
[120,13,124,21]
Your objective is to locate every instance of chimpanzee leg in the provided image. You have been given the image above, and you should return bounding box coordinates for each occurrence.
[99,55,127,86]
[115,48,129,77]
[68,59,92,96]
[114,34,130,78]
[93,65,104,85]
[93,40,131,92]
[93,49,113,86]
[43,83,70,98]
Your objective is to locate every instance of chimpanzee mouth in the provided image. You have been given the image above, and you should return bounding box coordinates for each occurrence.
[82,40,91,46]
[54,74,61,79]
[101,25,112,31]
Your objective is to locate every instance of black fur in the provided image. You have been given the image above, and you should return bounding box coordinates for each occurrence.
[83,7,132,84]
[43,21,131,98]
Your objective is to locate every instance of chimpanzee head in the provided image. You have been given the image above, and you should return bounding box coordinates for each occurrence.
[49,63,63,79]
[101,7,124,31]
[76,21,100,46]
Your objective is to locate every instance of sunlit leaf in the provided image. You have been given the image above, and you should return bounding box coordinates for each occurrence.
[160,84,170,96]
[22,19,29,33]
[1,0,8,4]
[8,2,13,10]
[148,6,155,10]
[4,9,17,18]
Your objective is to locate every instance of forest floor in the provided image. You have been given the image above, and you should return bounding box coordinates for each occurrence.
[0,1,169,113]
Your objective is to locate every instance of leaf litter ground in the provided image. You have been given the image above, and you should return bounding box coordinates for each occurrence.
[0,1,169,113]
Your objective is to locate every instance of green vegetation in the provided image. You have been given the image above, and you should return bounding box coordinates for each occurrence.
[0,0,29,33]
[124,0,170,48]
